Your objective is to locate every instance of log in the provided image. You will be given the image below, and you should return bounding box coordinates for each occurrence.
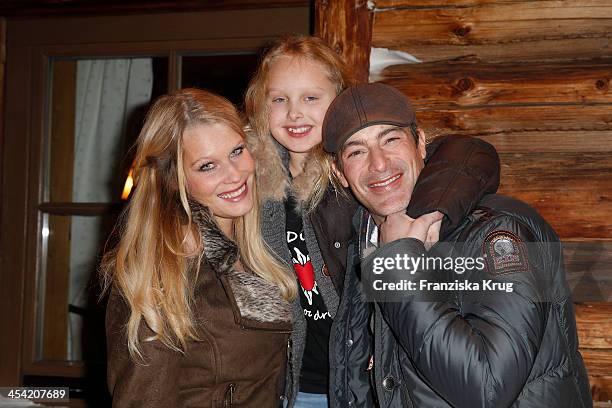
[494,152,612,239]
[505,190,612,239]
[564,243,612,303]
[582,349,612,377]
[476,131,612,153]
[417,105,612,136]
[371,1,612,62]
[590,375,612,403]
[575,302,612,401]
[375,0,612,8]
[379,59,612,108]
[426,138,612,239]
[374,38,611,65]
[376,37,611,64]
[315,0,374,83]
[575,303,612,349]
[512,193,611,240]
[497,152,611,193]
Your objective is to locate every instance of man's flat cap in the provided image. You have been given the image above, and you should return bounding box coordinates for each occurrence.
[322,83,417,153]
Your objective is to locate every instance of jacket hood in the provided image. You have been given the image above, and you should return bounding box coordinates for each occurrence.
[189,199,292,325]
[247,129,321,205]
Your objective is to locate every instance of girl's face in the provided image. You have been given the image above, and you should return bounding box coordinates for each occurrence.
[182,122,255,233]
[266,56,337,155]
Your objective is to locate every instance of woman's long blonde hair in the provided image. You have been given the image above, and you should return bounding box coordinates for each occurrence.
[244,35,354,211]
[101,88,295,359]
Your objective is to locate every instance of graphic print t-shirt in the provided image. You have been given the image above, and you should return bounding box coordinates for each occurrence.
[284,195,332,394]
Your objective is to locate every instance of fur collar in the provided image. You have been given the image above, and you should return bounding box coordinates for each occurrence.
[189,200,292,325]
[246,129,322,205]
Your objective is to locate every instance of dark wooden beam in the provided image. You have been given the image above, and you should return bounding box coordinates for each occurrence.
[0,0,309,17]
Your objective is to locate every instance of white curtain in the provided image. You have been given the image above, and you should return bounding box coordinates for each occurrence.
[68,58,153,360]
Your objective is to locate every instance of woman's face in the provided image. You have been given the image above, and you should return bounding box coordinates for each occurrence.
[266,56,337,155]
[182,122,255,232]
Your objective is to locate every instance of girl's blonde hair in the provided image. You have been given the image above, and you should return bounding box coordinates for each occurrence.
[101,88,295,359]
[245,35,354,211]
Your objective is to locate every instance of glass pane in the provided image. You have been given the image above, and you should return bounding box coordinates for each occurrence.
[181,53,259,107]
[38,213,119,361]
[47,57,168,203]
[39,56,169,362]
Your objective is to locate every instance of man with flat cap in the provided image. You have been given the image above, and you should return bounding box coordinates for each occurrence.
[324,83,591,408]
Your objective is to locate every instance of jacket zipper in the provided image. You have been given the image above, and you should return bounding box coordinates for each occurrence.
[287,337,293,364]
[223,383,235,407]
[394,341,414,408]
[286,337,293,401]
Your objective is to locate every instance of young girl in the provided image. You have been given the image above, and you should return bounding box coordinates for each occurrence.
[102,88,295,407]
[245,36,500,408]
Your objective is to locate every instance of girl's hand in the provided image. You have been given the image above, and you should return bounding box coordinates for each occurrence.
[379,211,444,246]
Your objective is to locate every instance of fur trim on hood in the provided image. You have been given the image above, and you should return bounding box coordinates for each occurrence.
[189,200,292,325]
[246,129,322,205]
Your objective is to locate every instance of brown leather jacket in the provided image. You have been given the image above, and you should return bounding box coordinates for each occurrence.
[106,205,293,407]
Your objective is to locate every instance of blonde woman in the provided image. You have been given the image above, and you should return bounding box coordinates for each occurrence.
[102,88,296,407]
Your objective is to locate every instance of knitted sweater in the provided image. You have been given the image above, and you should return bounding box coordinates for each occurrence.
[249,131,340,407]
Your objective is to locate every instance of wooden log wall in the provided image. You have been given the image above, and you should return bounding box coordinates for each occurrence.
[317,0,612,402]
[371,0,612,243]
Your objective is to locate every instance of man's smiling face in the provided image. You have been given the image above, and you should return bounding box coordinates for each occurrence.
[333,124,426,225]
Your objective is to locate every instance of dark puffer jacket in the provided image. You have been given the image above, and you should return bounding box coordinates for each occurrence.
[330,193,592,407]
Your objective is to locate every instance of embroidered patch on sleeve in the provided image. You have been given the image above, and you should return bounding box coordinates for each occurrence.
[483,230,530,275]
